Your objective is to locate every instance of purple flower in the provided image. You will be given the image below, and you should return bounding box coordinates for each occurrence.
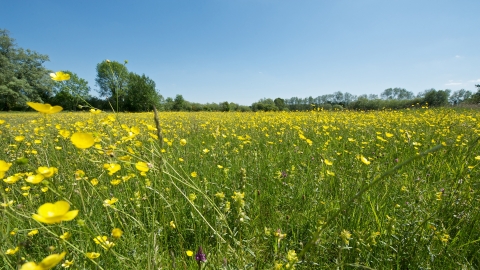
[195,246,206,263]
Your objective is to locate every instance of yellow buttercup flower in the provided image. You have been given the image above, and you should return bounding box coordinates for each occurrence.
[186,250,194,256]
[61,260,74,268]
[85,252,100,259]
[14,136,25,142]
[135,162,149,172]
[357,155,371,165]
[20,252,66,270]
[37,166,58,178]
[93,236,115,250]
[28,229,39,236]
[180,139,187,146]
[49,71,70,81]
[26,102,63,114]
[32,201,78,224]
[0,160,13,172]
[103,197,118,207]
[104,163,121,175]
[60,232,71,240]
[111,228,123,238]
[70,132,95,149]
[5,246,19,255]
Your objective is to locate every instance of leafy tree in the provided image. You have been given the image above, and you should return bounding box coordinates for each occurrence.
[381,88,414,100]
[0,29,53,111]
[173,94,186,111]
[51,70,90,110]
[220,101,231,112]
[423,89,450,107]
[251,98,278,111]
[95,60,129,111]
[274,98,286,110]
[124,73,161,112]
[449,89,472,105]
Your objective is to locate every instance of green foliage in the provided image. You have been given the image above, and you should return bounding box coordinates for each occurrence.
[51,70,90,111]
[423,88,450,107]
[274,98,286,111]
[381,87,414,100]
[124,73,162,112]
[0,29,53,111]
[95,60,129,111]
[173,94,186,111]
[251,98,278,111]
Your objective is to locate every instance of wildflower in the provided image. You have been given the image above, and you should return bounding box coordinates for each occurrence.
[50,71,70,81]
[286,250,298,267]
[3,174,21,184]
[5,246,19,255]
[340,229,352,245]
[191,171,198,178]
[32,201,78,224]
[0,160,12,178]
[20,252,66,270]
[104,163,121,175]
[324,159,333,166]
[85,252,100,259]
[186,250,194,257]
[26,174,44,184]
[357,155,371,165]
[90,109,102,114]
[28,229,39,236]
[93,236,115,250]
[70,132,95,149]
[14,136,25,142]
[37,166,58,178]
[26,102,63,114]
[111,228,123,239]
[215,192,225,199]
[60,232,71,240]
[440,233,450,243]
[61,260,74,268]
[231,192,245,207]
[189,193,197,203]
[195,246,207,263]
[104,197,118,207]
[74,170,86,180]
[1,200,14,207]
[135,162,149,173]
[180,139,187,146]
[202,148,210,154]
[169,221,176,229]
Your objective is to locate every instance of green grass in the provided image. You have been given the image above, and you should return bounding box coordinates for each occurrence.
[1,108,480,269]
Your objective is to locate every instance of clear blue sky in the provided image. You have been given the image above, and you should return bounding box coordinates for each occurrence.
[3,0,479,105]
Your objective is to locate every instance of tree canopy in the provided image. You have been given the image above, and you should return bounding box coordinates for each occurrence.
[124,72,162,112]
[95,60,129,111]
[0,29,53,111]
[51,70,90,111]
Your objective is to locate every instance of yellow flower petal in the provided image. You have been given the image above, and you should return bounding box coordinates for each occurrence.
[50,71,70,81]
[26,102,63,114]
[71,132,95,149]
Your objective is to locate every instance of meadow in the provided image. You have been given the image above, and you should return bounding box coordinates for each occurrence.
[1,108,479,269]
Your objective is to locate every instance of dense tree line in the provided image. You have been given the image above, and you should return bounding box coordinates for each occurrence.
[251,87,480,112]
[1,29,479,113]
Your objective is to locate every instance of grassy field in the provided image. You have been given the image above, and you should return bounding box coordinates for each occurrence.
[1,108,479,269]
